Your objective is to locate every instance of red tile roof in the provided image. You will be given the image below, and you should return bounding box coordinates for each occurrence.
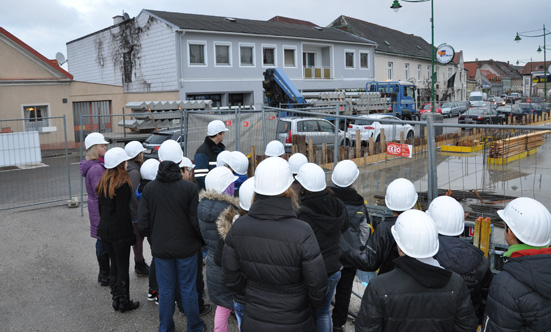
[452,50,462,65]
[464,62,478,80]
[0,27,73,80]
[520,61,549,74]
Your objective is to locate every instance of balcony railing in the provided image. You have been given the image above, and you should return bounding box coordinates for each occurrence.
[304,67,331,79]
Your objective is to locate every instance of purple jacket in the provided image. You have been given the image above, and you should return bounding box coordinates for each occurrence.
[80,159,106,239]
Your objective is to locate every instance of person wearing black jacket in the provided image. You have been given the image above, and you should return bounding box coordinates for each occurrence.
[329,160,371,332]
[427,196,493,324]
[223,157,328,332]
[194,120,228,190]
[344,178,418,275]
[355,210,477,332]
[295,163,348,332]
[138,140,205,332]
[96,147,139,313]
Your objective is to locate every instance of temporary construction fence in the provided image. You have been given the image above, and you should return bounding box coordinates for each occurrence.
[0,116,74,211]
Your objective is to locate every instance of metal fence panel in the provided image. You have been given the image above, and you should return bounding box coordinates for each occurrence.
[0,116,72,210]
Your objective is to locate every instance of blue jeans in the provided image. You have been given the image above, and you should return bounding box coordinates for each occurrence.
[233,300,245,331]
[314,270,341,332]
[156,255,204,332]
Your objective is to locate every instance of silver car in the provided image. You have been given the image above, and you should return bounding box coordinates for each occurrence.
[276,117,350,152]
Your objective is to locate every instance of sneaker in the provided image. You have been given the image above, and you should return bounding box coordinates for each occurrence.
[147,289,158,302]
[135,260,150,276]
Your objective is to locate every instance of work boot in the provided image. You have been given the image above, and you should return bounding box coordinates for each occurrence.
[97,254,110,286]
[118,281,140,313]
[135,259,150,276]
[110,275,119,311]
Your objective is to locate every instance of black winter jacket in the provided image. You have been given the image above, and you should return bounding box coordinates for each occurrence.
[222,195,328,332]
[345,216,398,274]
[97,182,135,244]
[330,186,370,255]
[435,235,493,324]
[298,190,348,276]
[126,160,141,221]
[138,161,202,259]
[356,256,477,332]
[194,137,225,190]
[198,191,239,309]
[482,247,551,332]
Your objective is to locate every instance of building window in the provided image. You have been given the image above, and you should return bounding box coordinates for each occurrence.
[345,51,355,68]
[189,42,206,65]
[262,46,276,66]
[360,51,369,69]
[24,105,49,131]
[405,63,410,80]
[239,44,254,66]
[303,52,315,67]
[284,48,296,67]
[448,67,453,79]
[417,64,422,81]
[215,43,231,66]
[187,94,221,107]
[388,62,393,80]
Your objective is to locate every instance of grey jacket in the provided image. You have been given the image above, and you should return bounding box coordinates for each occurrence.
[126,160,141,221]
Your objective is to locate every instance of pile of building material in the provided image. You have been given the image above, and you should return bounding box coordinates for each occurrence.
[488,130,551,164]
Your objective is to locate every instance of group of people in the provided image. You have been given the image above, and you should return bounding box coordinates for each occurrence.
[81,119,551,332]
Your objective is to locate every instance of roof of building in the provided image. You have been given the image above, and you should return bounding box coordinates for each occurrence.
[452,51,462,65]
[464,62,478,80]
[327,15,433,59]
[520,61,549,74]
[144,10,376,45]
[465,60,522,80]
[268,16,317,27]
[0,27,73,80]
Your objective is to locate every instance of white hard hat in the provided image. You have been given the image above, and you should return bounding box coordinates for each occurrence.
[217,150,231,167]
[288,153,308,175]
[140,159,160,180]
[205,166,239,194]
[331,160,360,188]
[104,147,131,169]
[426,196,465,236]
[254,157,294,196]
[226,151,249,175]
[391,209,439,259]
[385,178,418,211]
[207,120,229,136]
[84,132,109,150]
[295,163,327,192]
[239,177,255,211]
[124,141,146,159]
[265,140,285,157]
[179,157,195,169]
[158,140,183,164]
[497,197,551,247]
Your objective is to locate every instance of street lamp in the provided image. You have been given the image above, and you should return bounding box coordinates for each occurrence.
[391,0,435,113]
[514,25,549,102]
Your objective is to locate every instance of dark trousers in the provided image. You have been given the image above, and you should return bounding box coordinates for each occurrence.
[331,265,357,328]
[104,239,131,286]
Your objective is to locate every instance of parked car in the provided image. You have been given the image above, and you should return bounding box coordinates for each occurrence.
[142,128,185,159]
[420,103,442,115]
[455,101,470,114]
[276,117,351,152]
[441,102,461,117]
[490,97,506,107]
[518,103,544,116]
[458,108,503,125]
[496,105,524,122]
[348,114,414,146]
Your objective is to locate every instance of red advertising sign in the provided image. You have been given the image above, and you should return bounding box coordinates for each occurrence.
[242,121,250,127]
[268,115,276,120]
[225,120,232,127]
[386,142,412,158]
[469,227,475,237]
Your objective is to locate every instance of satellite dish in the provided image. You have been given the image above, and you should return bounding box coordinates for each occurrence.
[55,52,67,65]
[123,12,130,20]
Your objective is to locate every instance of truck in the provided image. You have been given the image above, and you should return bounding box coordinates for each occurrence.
[263,68,418,119]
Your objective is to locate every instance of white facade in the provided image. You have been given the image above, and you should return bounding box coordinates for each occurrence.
[67,11,376,107]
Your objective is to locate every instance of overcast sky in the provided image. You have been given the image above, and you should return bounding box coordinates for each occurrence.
[2,0,551,68]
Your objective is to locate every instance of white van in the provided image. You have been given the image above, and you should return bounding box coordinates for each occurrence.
[469,91,487,106]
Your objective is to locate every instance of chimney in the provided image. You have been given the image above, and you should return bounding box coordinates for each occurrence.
[113,15,124,25]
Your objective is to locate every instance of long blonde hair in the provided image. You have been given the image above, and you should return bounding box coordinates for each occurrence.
[96,163,131,199]
[85,145,100,161]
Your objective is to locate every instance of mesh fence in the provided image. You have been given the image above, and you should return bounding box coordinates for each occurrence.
[0,116,73,210]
